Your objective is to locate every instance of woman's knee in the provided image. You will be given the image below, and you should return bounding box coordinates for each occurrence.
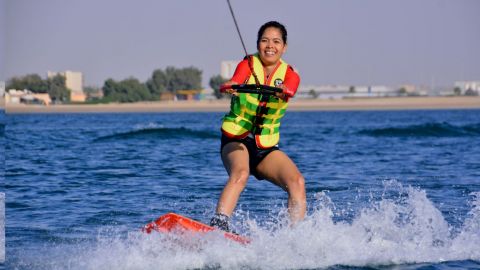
[229,169,250,185]
[287,173,306,194]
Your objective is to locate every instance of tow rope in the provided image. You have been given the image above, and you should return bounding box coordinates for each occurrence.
[226,0,261,86]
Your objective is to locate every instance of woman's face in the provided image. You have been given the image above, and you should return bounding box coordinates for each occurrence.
[257,27,287,67]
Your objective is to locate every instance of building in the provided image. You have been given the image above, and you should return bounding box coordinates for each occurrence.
[0,81,5,107]
[455,81,480,95]
[0,81,4,97]
[47,70,86,102]
[5,89,51,105]
[47,70,83,92]
[296,84,397,99]
[176,89,205,100]
[221,60,240,79]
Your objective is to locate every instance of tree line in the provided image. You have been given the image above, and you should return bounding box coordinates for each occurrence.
[6,66,229,103]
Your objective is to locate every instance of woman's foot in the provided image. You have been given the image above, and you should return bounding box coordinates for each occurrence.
[210,213,234,233]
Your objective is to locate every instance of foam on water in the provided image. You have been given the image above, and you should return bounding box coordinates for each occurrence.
[11,182,480,270]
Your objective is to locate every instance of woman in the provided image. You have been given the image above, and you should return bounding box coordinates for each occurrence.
[210,21,306,232]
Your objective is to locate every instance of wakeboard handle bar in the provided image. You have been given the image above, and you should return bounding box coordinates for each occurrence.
[231,84,283,95]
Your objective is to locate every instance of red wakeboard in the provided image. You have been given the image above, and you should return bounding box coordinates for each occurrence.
[143,212,250,244]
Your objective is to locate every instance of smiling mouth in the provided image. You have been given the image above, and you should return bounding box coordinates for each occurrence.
[265,51,276,56]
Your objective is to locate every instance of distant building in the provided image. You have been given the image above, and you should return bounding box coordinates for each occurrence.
[176,89,205,101]
[0,81,4,107]
[396,84,430,96]
[221,61,240,79]
[30,93,52,105]
[6,89,28,104]
[296,84,397,99]
[47,70,86,102]
[47,70,83,92]
[455,81,480,95]
[85,88,104,100]
[5,89,51,105]
[0,81,4,96]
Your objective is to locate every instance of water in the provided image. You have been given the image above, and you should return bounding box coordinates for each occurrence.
[1,110,5,264]
[2,109,480,269]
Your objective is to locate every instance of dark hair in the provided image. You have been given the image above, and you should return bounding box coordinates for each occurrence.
[257,21,287,47]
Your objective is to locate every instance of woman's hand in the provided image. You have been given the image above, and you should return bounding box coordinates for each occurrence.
[220,81,239,96]
[275,85,288,101]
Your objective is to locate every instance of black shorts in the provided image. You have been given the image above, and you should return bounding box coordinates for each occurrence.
[220,134,279,180]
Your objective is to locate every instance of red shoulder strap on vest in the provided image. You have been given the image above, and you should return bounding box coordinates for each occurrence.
[247,55,261,86]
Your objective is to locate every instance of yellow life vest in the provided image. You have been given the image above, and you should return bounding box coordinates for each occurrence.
[221,54,289,149]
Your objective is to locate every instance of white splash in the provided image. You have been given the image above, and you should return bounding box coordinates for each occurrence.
[13,183,480,270]
[133,122,164,130]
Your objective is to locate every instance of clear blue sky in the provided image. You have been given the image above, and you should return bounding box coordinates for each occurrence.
[2,0,479,88]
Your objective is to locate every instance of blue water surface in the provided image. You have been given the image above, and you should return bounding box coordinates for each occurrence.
[2,109,480,269]
[1,110,5,265]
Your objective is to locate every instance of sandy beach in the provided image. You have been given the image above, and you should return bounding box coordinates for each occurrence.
[4,96,480,114]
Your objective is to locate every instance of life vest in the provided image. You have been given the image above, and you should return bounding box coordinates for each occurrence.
[221,54,289,149]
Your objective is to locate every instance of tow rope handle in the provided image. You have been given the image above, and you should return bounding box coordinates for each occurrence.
[231,84,283,95]
[220,84,283,96]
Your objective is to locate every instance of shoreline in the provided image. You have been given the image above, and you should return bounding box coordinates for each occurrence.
[3,96,480,114]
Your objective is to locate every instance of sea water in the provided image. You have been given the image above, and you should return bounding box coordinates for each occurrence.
[2,109,480,269]
[1,110,5,264]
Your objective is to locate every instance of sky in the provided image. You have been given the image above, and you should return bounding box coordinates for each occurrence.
[1,0,479,89]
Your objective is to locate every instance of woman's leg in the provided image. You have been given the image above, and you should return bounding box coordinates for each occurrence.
[256,150,306,223]
[214,142,250,216]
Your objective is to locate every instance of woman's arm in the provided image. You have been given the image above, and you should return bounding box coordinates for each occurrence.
[220,60,251,93]
[281,66,300,98]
